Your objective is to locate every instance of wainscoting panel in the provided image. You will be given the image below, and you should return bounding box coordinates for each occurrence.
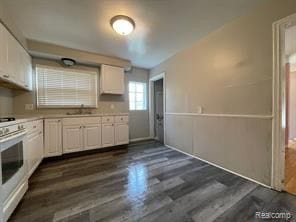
[165,115,193,155]
[165,113,272,186]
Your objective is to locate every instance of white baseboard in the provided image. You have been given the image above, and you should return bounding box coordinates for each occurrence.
[165,144,271,189]
[129,137,153,142]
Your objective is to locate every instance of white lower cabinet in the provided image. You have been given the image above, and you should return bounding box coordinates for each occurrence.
[102,123,115,147]
[44,119,62,157]
[115,123,129,145]
[63,125,84,153]
[24,120,44,178]
[45,116,128,156]
[63,117,103,153]
[84,124,102,150]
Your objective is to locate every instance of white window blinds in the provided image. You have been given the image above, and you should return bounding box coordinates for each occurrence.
[36,65,98,108]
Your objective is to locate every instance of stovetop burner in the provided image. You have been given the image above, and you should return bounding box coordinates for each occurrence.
[0,117,16,123]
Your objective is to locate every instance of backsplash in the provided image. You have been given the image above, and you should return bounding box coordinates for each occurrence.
[0,87,13,116]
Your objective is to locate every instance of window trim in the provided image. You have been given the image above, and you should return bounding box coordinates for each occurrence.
[35,64,98,109]
[129,81,147,111]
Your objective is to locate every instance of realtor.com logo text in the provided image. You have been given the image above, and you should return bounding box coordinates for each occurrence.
[256,211,292,220]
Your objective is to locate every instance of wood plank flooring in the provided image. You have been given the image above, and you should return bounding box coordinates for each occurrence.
[9,140,296,222]
[285,147,296,195]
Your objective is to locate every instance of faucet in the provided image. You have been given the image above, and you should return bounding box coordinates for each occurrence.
[79,104,84,114]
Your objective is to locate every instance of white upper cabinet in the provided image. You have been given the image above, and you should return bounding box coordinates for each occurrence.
[0,22,32,91]
[24,53,32,90]
[100,64,125,95]
[0,24,8,78]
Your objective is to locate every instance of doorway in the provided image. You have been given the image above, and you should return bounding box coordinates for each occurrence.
[149,73,165,144]
[272,13,296,193]
[154,79,164,143]
[285,24,296,194]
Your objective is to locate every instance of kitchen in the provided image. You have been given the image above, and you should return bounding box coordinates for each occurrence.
[0,3,147,220]
[2,0,296,221]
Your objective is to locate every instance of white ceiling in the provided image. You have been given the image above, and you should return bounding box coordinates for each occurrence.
[4,0,267,69]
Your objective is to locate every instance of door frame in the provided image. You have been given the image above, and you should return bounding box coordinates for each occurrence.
[149,72,166,144]
[272,13,296,191]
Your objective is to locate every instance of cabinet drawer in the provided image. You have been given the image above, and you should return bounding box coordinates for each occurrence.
[26,119,43,135]
[115,116,129,123]
[63,117,101,126]
[102,116,114,124]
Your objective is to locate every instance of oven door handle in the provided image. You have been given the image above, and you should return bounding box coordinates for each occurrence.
[0,130,27,144]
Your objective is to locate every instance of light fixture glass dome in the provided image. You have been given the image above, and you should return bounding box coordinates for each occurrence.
[111,15,135,35]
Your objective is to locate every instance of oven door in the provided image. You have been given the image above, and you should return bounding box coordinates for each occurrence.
[0,131,27,203]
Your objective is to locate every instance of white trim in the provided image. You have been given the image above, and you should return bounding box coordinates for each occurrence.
[272,13,296,191]
[165,144,271,189]
[166,112,273,119]
[149,73,166,144]
[129,137,153,142]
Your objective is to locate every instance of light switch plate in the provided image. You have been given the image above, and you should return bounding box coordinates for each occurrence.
[197,106,203,114]
[110,104,115,110]
[25,104,34,110]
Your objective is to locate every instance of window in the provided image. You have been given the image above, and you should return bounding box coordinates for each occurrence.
[36,65,98,108]
[129,81,147,110]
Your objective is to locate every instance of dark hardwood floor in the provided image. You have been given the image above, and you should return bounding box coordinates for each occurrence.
[9,140,296,222]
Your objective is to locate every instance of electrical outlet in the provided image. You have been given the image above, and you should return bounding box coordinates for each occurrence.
[25,104,34,110]
[197,106,203,114]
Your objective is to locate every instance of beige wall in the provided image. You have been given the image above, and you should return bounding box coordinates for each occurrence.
[12,58,149,139]
[150,0,296,186]
[0,87,13,116]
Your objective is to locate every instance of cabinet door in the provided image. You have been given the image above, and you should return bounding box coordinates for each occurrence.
[102,123,115,147]
[63,125,83,153]
[7,35,18,82]
[17,44,26,85]
[25,130,43,177]
[24,53,32,90]
[0,24,8,79]
[83,124,102,150]
[115,123,129,145]
[100,65,124,94]
[0,23,6,76]
[44,119,62,157]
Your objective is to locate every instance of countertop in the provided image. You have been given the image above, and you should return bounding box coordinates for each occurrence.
[0,113,129,127]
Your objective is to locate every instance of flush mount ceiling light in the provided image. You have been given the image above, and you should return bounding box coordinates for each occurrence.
[61,58,76,66]
[110,15,135,35]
